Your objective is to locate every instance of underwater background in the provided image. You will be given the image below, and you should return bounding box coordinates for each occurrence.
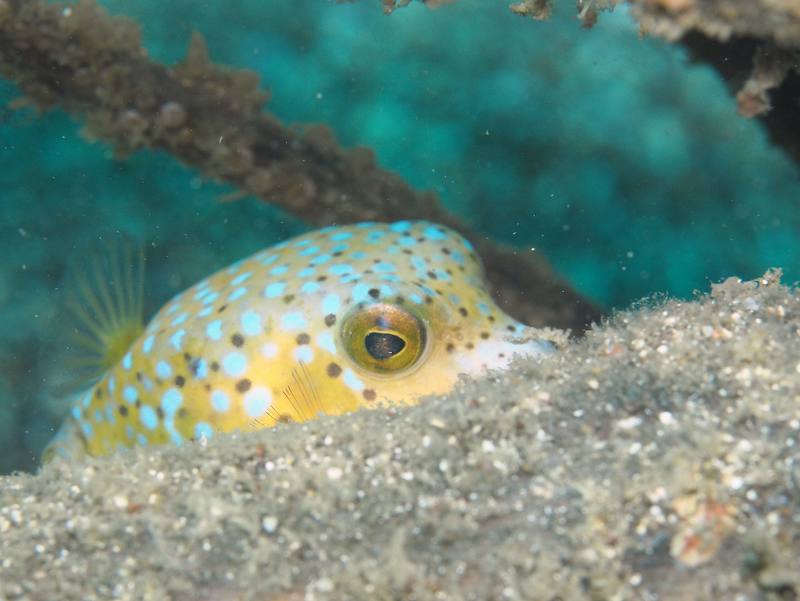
[1,0,798,474]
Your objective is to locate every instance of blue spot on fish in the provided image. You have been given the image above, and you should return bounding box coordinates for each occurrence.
[329,264,354,276]
[156,361,172,380]
[352,283,370,304]
[301,281,321,294]
[211,390,231,413]
[195,422,214,440]
[231,272,252,286]
[194,359,209,379]
[123,386,138,404]
[241,310,262,336]
[424,225,447,240]
[169,329,185,350]
[264,281,286,298]
[322,294,341,315]
[206,319,223,341]
[222,352,247,377]
[228,287,247,302]
[310,253,332,266]
[140,406,158,430]
[374,262,395,273]
[299,245,320,257]
[161,388,183,417]
[280,311,307,330]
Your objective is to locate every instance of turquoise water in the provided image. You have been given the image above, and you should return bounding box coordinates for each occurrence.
[1,0,798,473]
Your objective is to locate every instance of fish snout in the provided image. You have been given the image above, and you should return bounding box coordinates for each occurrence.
[453,324,554,376]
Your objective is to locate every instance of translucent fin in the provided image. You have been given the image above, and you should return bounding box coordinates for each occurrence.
[41,414,89,465]
[253,362,353,430]
[61,236,145,389]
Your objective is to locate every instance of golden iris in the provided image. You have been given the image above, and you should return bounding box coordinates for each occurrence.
[341,303,427,374]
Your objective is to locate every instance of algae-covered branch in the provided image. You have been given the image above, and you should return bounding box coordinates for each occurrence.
[0,0,601,331]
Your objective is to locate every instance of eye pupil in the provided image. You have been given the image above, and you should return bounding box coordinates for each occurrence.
[364,332,406,360]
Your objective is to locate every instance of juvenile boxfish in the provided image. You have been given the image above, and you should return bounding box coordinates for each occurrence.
[44,221,553,461]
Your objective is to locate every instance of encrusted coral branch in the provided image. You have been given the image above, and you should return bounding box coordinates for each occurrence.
[0,0,602,331]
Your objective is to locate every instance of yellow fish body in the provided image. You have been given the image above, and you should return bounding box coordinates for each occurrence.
[45,221,552,461]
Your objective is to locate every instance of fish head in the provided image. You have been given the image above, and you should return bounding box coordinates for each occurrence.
[256,220,554,414]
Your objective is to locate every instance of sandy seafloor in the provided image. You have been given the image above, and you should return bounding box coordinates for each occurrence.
[1,271,799,601]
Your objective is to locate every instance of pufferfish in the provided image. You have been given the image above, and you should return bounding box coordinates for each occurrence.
[44,220,553,462]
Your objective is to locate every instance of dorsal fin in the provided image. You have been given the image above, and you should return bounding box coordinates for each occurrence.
[63,237,145,385]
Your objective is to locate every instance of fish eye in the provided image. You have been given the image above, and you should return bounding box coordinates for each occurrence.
[341,303,427,374]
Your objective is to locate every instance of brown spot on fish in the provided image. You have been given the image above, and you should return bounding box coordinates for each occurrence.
[326,363,342,378]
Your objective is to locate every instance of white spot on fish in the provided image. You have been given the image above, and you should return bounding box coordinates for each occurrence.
[316,330,336,354]
[343,368,365,392]
[294,346,314,363]
[244,387,272,418]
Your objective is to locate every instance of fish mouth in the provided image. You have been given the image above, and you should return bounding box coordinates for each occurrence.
[453,325,555,377]
[503,326,556,356]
